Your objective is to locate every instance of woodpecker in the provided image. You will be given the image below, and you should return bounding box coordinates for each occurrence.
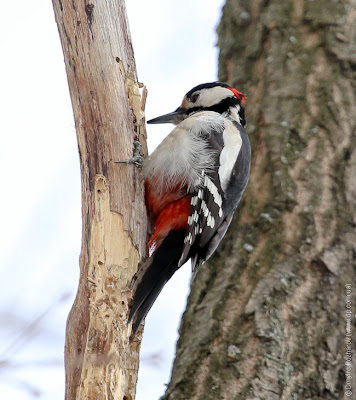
[129,82,251,336]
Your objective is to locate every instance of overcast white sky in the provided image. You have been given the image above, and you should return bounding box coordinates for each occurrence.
[0,1,224,398]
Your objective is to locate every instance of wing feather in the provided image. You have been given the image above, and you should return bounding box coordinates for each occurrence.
[178,120,250,272]
[178,127,226,270]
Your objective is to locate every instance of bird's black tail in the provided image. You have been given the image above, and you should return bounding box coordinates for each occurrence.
[129,230,185,336]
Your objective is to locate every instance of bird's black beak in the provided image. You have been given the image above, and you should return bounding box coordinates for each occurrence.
[147,107,187,125]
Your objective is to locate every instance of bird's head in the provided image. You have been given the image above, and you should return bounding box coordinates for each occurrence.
[147,82,246,126]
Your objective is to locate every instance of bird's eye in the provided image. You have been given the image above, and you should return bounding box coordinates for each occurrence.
[190,93,199,103]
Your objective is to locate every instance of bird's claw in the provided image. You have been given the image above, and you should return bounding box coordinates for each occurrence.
[116,140,144,168]
[116,155,144,168]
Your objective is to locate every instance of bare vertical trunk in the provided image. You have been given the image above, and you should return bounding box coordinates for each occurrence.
[52,1,147,399]
[163,0,356,399]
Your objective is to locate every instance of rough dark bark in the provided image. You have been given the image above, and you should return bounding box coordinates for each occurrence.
[163,1,356,399]
[52,0,147,398]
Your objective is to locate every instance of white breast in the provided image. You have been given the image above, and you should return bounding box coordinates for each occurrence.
[144,112,225,191]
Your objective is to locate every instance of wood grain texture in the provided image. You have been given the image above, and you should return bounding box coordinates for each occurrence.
[163,0,356,399]
[52,1,147,398]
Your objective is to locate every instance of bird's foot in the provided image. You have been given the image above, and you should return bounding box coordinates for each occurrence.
[115,140,144,168]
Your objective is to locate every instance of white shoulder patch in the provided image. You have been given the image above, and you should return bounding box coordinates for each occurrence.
[218,120,242,192]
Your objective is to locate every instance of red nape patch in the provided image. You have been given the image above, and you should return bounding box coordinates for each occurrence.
[147,196,191,252]
[229,87,246,105]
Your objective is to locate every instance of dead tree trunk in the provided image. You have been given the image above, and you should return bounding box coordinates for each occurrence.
[52,1,147,399]
[163,0,356,399]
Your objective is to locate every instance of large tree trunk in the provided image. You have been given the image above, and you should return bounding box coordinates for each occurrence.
[163,1,356,399]
[52,1,147,399]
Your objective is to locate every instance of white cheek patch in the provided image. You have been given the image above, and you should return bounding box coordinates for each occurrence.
[196,86,235,108]
[219,121,242,192]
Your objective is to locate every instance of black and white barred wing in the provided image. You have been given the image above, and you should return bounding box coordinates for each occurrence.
[178,139,226,271]
[177,118,251,272]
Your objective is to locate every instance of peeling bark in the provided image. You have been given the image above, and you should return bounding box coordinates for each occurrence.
[52,1,147,399]
[163,1,356,399]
